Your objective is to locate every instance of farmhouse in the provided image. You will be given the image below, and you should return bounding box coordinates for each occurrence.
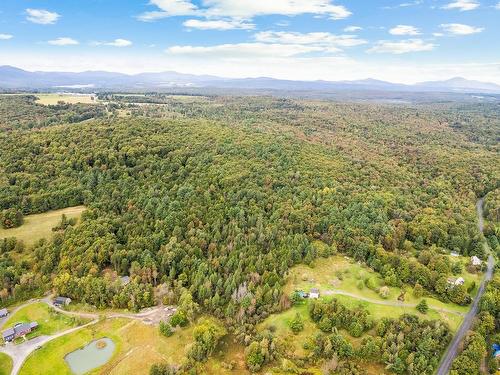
[471,256,482,266]
[0,308,8,318]
[2,321,38,342]
[447,277,465,286]
[310,288,320,299]
[53,296,72,307]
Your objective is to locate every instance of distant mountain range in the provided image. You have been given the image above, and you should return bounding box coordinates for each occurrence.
[1,65,500,94]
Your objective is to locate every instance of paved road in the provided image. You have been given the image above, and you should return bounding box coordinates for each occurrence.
[436,198,495,375]
[323,289,465,316]
[1,297,175,375]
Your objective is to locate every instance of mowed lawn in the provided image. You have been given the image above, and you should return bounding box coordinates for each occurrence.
[35,94,97,105]
[20,317,204,375]
[285,252,473,318]
[3,302,82,339]
[0,353,13,375]
[0,206,86,246]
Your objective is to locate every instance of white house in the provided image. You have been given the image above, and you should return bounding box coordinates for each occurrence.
[447,277,465,286]
[471,256,482,266]
[310,288,320,299]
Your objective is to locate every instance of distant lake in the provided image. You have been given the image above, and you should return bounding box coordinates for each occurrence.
[65,337,115,375]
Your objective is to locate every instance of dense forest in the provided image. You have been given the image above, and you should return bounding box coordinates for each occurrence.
[0,94,498,373]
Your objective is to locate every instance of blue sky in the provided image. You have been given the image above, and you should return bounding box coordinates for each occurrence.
[0,0,499,83]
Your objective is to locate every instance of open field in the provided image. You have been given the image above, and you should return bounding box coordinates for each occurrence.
[0,353,13,375]
[285,252,475,317]
[3,302,83,340]
[0,206,86,246]
[19,316,203,375]
[35,94,97,105]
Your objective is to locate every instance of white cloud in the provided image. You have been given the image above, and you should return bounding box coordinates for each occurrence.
[389,25,421,36]
[383,1,423,9]
[0,34,13,40]
[440,23,484,35]
[495,1,500,9]
[166,43,326,57]
[48,37,79,46]
[344,26,362,32]
[92,39,133,47]
[254,31,366,48]
[183,19,255,30]
[442,0,479,11]
[139,0,351,21]
[26,8,60,24]
[367,39,436,54]
[203,0,352,19]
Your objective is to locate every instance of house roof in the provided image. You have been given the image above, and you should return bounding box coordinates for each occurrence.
[30,322,38,329]
[0,308,7,315]
[310,288,319,293]
[2,328,14,338]
[14,323,31,334]
[54,296,70,303]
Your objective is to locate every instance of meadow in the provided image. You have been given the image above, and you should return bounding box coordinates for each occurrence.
[19,316,223,375]
[0,206,86,246]
[35,94,97,106]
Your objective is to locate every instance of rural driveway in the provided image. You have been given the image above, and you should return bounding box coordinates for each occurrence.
[0,319,97,375]
[1,297,175,375]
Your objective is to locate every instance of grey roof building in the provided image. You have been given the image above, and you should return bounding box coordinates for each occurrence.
[0,308,8,317]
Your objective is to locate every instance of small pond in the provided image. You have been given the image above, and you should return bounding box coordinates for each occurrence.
[64,337,115,375]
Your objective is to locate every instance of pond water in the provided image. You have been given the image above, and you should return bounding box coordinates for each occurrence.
[64,337,115,375]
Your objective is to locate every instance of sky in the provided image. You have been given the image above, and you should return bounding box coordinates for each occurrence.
[0,0,499,84]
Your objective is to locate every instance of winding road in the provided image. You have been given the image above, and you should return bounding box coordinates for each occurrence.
[0,298,175,375]
[436,198,495,375]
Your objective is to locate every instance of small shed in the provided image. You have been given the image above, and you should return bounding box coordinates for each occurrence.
[0,308,8,318]
[53,296,72,307]
[310,288,320,299]
[455,277,465,286]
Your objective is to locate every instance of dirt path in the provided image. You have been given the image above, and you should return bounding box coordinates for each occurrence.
[1,297,175,375]
[436,198,495,375]
[322,289,465,316]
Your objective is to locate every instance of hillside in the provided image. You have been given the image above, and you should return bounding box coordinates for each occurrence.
[0,94,498,374]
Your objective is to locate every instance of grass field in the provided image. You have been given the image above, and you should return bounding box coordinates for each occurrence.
[19,316,204,375]
[257,300,391,375]
[3,302,83,340]
[0,353,13,375]
[285,253,474,317]
[0,206,86,246]
[35,94,97,105]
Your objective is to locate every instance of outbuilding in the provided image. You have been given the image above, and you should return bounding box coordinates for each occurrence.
[310,288,320,299]
[471,256,482,266]
[0,308,8,318]
[53,296,72,307]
